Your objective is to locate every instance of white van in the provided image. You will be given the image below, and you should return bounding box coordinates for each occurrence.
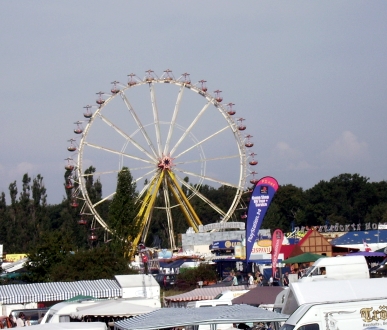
[280,297,387,330]
[299,255,369,282]
[281,277,387,316]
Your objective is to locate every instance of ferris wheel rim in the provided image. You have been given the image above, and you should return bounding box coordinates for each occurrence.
[73,73,250,242]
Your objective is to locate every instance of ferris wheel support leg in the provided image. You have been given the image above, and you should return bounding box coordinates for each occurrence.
[166,170,203,231]
[128,171,165,259]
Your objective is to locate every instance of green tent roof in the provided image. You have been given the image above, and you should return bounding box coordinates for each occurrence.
[284,252,327,264]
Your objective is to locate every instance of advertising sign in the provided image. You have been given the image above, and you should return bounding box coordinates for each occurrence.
[271,229,284,276]
[246,176,279,262]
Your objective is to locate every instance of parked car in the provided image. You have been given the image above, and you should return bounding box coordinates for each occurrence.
[370,258,387,278]
[154,273,177,289]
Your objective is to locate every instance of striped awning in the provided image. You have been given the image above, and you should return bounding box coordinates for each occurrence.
[0,279,122,304]
[114,305,289,330]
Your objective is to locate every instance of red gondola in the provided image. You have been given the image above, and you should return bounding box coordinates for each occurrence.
[67,139,76,152]
[65,158,74,171]
[226,103,236,115]
[182,73,191,85]
[249,152,258,166]
[74,121,83,134]
[78,218,87,225]
[238,118,246,131]
[128,73,137,86]
[65,181,73,190]
[83,105,93,118]
[245,134,254,147]
[111,81,120,94]
[250,171,259,185]
[96,92,105,105]
[145,69,155,82]
[241,213,247,219]
[89,232,98,241]
[214,90,223,103]
[163,69,173,81]
[70,200,79,208]
[199,80,207,92]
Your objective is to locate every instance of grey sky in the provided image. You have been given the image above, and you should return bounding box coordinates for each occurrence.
[1,1,386,205]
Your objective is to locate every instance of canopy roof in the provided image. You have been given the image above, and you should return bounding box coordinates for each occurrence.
[71,299,159,318]
[283,252,327,264]
[346,251,386,257]
[231,287,284,306]
[114,305,289,330]
[0,279,121,304]
[164,286,251,302]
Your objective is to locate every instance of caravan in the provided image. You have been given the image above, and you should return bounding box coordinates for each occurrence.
[299,256,369,282]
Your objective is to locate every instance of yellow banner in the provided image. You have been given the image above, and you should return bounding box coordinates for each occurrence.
[5,254,27,262]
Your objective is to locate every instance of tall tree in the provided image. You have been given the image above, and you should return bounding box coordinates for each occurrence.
[108,167,138,254]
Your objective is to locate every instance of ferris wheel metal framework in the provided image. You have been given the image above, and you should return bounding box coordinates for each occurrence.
[65,70,258,255]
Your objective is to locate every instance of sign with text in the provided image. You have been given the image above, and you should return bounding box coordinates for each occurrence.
[246,176,279,262]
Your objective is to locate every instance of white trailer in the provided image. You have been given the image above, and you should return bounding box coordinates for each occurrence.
[280,277,387,315]
[280,297,387,330]
[299,255,369,282]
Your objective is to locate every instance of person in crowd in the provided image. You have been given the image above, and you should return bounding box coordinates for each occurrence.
[16,312,25,327]
[248,272,254,286]
[273,268,280,286]
[283,272,289,286]
[25,317,31,327]
[231,271,238,286]
[7,314,16,328]
[255,270,263,286]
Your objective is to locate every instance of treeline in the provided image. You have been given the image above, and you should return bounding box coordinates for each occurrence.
[1,172,387,256]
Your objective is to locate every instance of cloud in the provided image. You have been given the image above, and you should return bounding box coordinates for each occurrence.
[270,142,314,170]
[8,162,38,181]
[319,131,368,166]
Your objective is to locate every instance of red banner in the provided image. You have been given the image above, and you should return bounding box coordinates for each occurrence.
[271,229,284,277]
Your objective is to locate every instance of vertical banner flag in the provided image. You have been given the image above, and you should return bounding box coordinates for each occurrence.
[246,176,279,262]
[271,229,284,277]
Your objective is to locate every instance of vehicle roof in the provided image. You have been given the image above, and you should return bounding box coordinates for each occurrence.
[291,278,387,306]
[312,255,366,266]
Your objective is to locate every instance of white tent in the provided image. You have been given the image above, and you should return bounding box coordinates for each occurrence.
[71,299,159,318]
[33,322,107,330]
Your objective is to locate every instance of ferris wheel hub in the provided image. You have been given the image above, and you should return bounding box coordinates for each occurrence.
[157,155,174,170]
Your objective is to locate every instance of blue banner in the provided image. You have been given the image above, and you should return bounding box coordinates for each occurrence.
[246,176,279,262]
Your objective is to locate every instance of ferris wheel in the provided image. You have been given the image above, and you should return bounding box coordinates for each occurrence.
[65,70,258,251]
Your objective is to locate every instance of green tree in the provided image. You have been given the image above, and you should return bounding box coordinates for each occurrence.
[49,246,137,281]
[108,167,138,253]
[24,231,75,283]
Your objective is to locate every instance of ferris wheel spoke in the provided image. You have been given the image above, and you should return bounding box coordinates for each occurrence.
[174,125,230,159]
[120,92,159,158]
[92,192,115,208]
[174,154,240,166]
[163,176,176,249]
[173,166,240,189]
[176,174,227,218]
[169,100,211,156]
[97,113,157,162]
[164,85,185,156]
[149,84,162,156]
[83,142,155,165]
[133,168,158,185]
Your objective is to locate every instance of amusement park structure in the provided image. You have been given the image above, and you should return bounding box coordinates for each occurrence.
[64,70,258,259]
